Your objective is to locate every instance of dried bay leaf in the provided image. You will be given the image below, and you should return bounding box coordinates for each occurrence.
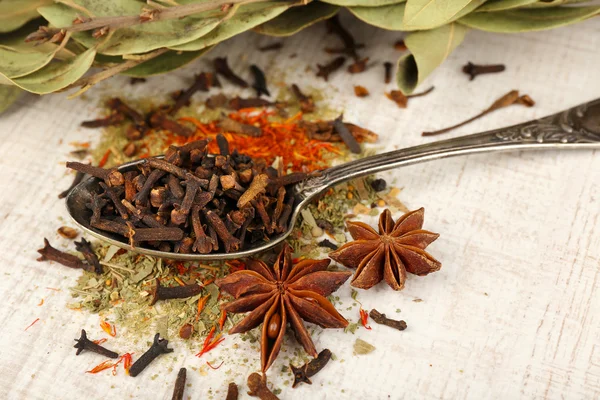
[0,85,22,114]
[38,0,222,56]
[476,0,539,12]
[396,23,468,94]
[458,6,600,32]
[122,46,215,77]
[523,0,592,8]
[254,2,340,37]
[322,0,405,5]
[403,0,483,30]
[170,2,292,51]
[0,0,52,33]
[11,47,96,94]
[349,3,410,30]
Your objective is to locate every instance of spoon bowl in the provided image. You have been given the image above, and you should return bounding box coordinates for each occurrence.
[67,98,600,260]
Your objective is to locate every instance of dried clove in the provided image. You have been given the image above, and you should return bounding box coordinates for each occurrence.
[106,98,145,128]
[122,142,137,157]
[74,238,102,274]
[58,169,86,199]
[317,239,338,250]
[333,115,361,154]
[289,349,332,388]
[219,117,262,137]
[129,77,146,85]
[171,368,187,400]
[258,42,283,52]
[250,65,270,97]
[128,333,173,377]
[150,279,202,306]
[66,162,124,187]
[369,309,407,331]
[325,15,362,60]
[57,226,78,239]
[81,112,125,128]
[226,382,239,400]
[462,62,505,81]
[290,84,314,113]
[149,112,193,137]
[316,57,346,81]
[422,90,534,136]
[37,238,95,273]
[386,86,434,108]
[74,329,118,358]
[247,373,279,400]
[384,61,393,84]
[214,57,249,88]
[169,73,214,115]
[354,85,369,97]
[228,96,278,110]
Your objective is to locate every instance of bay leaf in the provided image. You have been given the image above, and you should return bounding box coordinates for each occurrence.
[170,2,292,51]
[0,85,22,114]
[254,2,340,37]
[11,47,96,94]
[523,0,592,8]
[458,6,600,32]
[320,0,405,6]
[403,0,482,30]
[122,46,214,77]
[38,0,222,56]
[476,0,539,12]
[0,0,52,33]
[396,23,468,94]
[349,3,410,30]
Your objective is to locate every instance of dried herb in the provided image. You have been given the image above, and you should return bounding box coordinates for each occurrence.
[423,90,534,136]
[353,338,375,355]
[171,368,187,400]
[386,86,435,108]
[289,348,332,388]
[316,57,346,81]
[214,57,249,88]
[330,208,441,290]
[247,373,279,400]
[216,243,351,371]
[369,309,407,331]
[462,62,505,81]
[353,86,369,97]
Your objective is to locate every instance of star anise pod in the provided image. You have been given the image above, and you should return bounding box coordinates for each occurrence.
[329,208,441,291]
[216,243,351,372]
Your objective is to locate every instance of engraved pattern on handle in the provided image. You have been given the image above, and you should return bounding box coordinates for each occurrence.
[295,98,600,202]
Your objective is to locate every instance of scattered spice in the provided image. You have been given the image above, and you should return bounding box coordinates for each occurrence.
[325,15,362,60]
[384,61,393,84]
[247,373,279,400]
[330,208,441,290]
[370,178,386,192]
[394,40,407,51]
[214,57,249,88]
[100,319,117,337]
[333,115,361,154]
[216,243,351,371]
[74,238,102,274]
[422,90,534,136]
[179,323,194,339]
[353,338,375,355]
[386,86,435,108]
[289,348,332,388]
[129,77,146,85]
[359,308,371,330]
[151,280,202,305]
[74,329,118,358]
[37,238,96,273]
[171,368,187,400]
[226,382,239,400]
[462,62,505,81]
[57,226,78,239]
[290,84,314,113]
[58,169,86,199]
[206,360,224,370]
[258,42,283,52]
[24,318,40,331]
[129,333,173,377]
[348,57,369,74]
[316,57,346,81]
[81,112,125,128]
[369,309,407,331]
[196,326,225,357]
[317,239,338,250]
[250,65,270,97]
[353,86,369,97]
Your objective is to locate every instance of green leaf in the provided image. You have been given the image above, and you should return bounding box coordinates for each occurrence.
[122,46,215,77]
[349,3,409,30]
[170,2,292,51]
[320,0,405,6]
[11,47,96,94]
[458,6,600,32]
[476,0,539,12]
[403,0,482,30]
[0,85,23,113]
[523,0,592,8]
[254,2,340,37]
[38,0,222,56]
[396,23,468,94]
[0,0,53,33]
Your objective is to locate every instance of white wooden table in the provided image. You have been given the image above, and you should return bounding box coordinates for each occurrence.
[0,14,598,400]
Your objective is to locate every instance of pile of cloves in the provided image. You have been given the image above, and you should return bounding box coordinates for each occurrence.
[67,137,312,254]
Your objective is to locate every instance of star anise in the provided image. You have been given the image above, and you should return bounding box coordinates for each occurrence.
[216,243,351,372]
[329,208,441,291]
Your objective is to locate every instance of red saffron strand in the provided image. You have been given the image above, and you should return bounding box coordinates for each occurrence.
[100,320,117,337]
[24,318,40,331]
[98,149,111,168]
[360,308,371,330]
[206,360,224,370]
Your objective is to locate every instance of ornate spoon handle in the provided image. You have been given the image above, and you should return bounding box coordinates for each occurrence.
[296,98,600,201]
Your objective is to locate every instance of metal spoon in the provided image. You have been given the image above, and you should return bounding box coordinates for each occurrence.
[66,98,600,260]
